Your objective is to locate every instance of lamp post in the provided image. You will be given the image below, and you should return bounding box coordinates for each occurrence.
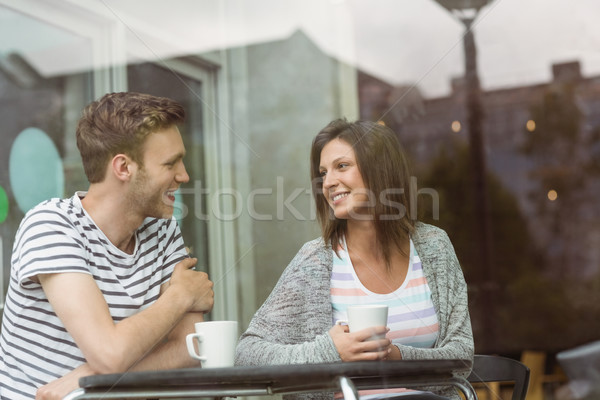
[435,0,495,352]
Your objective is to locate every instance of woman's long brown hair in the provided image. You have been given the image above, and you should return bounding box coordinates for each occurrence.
[310,119,415,269]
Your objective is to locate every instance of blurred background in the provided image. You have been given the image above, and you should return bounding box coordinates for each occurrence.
[1,1,599,398]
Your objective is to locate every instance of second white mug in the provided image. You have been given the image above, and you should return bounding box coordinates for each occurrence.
[186,320,238,368]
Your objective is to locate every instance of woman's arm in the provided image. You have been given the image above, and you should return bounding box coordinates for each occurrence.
[399,226,474,366]
[398,269,473,362]
[235,240,342,365]
[395,227,474,400]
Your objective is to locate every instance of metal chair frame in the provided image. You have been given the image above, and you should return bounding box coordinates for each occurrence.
[467,354,530,400]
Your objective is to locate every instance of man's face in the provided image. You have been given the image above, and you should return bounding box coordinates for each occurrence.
[128,126,189,219]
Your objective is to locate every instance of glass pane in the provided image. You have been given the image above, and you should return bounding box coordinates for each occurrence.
[127,62,209,273]
[2,1,600,367]
[0,7,93,310]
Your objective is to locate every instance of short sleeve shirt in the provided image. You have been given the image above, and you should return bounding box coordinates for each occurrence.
[0,192,187,400]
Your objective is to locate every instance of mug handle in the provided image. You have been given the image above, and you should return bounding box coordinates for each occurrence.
[186,333,207,362]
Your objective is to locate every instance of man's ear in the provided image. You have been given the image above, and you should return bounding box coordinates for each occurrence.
[111,154,136,182]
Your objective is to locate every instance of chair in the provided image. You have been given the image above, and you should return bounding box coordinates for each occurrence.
[467,355,530,400]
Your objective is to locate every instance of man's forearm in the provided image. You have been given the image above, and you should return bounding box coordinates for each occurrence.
[127,312,205,371]
[39,313,204,400]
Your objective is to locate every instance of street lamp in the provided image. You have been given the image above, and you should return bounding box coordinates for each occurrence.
[436,0,491,14]
[434,0,495,352]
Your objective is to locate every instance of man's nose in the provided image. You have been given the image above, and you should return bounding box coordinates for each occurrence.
[177,163,190,183]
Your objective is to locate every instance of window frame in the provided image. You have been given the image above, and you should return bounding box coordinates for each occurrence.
[0,1,240,321]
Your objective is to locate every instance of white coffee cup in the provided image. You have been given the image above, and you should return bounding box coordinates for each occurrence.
[335,304,388,338]
[186,321,238,368]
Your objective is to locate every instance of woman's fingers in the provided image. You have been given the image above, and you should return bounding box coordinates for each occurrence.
[329,324,392,361]
[353,326,389,342]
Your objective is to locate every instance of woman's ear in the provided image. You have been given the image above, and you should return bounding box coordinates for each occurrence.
[111,154,136,182]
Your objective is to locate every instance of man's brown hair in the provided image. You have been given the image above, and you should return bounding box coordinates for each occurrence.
[76,92,185,183]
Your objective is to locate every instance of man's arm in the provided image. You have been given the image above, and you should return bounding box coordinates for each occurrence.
[38,257,213,375]
[129,311,205,370]
[127,279,206,371]
[36,314,204,400]
[36,270,208,400]
[36,364,94,400]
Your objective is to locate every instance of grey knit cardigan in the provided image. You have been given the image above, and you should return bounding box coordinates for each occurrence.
[235,222,474,399]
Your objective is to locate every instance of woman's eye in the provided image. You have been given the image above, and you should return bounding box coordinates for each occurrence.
[338,163,348,169]
[319,170,327,177]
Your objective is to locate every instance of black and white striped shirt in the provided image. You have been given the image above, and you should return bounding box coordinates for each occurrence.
[0,193,187,399]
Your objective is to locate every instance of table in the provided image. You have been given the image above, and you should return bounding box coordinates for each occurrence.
[63,360,475,400]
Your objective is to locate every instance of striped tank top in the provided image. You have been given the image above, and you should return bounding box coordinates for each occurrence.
[330,238,439,348]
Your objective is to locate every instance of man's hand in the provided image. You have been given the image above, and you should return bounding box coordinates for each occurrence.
[168,258,214,313]
[329,324,391,362]
[36,364,94,400]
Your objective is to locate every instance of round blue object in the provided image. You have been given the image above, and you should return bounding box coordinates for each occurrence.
[9,127,64,214]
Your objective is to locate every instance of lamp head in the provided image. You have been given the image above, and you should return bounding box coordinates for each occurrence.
[435,0,492,11]
[434,0,493,25]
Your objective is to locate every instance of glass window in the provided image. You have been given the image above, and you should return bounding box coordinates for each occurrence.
[127,61,209,273]
[0,6,93,309]
[2,1,600,363]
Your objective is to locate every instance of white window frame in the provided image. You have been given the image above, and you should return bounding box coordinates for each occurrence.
[0,0,239,321]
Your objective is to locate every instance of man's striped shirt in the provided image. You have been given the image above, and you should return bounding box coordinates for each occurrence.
[0,193,187,400]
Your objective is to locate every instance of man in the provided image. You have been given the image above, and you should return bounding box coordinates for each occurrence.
[0,92,214,400]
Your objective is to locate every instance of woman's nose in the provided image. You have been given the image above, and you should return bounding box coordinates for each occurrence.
[322,171,337,190]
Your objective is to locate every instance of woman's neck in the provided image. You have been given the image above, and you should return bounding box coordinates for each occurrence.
[345,220,381,259]
[345,220,410,261]
[344,220,411,293]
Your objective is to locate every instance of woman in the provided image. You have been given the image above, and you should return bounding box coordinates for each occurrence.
[235,119,473,399]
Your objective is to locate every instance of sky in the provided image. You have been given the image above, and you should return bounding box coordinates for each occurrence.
[347,0,600,96]
[3,0,600,98]
[100,0,600,97]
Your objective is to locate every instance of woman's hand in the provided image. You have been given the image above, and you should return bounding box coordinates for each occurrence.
[329,324,391,361]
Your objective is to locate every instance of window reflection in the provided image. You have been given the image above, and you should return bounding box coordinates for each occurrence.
[9,127,64,214]
[1,1,600,365]
[127,61,209,273]
[0,7,94,314]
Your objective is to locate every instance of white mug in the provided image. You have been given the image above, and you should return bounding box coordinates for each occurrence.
[336,304,388,338]
[186,321,238,368]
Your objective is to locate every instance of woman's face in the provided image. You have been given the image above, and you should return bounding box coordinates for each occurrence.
[319,138,371,220]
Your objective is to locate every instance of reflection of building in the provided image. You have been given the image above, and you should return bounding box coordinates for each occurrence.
[359,61,600,276]
[0,0,358,328]
[358,71,424,135]
[225,30,358,323]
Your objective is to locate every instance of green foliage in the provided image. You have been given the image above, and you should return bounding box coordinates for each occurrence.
[417,140,572,353]
[517,82,600,348]
[521,84,587,230]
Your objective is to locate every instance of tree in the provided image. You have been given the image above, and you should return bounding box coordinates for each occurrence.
[417,140,573,353]
[519,82,600,347]
[521,83,588,276]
